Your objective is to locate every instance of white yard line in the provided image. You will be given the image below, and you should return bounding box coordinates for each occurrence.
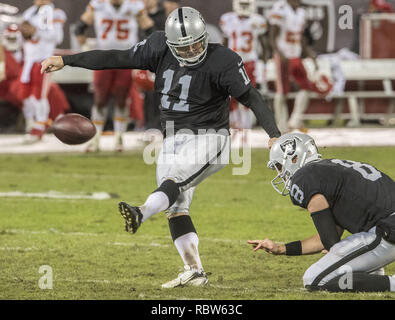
[3,228,248,244]
[0,128,394,154]
[0,191,116,200]
[108,241,170,248]
[0,246,39,251]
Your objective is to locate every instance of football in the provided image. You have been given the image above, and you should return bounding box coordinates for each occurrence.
[52,113,96,145]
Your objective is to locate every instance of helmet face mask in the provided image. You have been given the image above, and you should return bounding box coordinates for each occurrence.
[165,7,209,67]
[267,133,322,196]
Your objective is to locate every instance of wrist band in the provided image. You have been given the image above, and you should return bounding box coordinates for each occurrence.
[285,240,302,256]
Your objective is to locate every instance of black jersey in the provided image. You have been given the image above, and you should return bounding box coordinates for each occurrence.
[130,31,252,133]
[64,31,253,133]
[62,31,280,137]
[289,159,395,234]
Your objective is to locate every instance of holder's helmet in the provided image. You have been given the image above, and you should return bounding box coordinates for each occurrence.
[267,133,322,195]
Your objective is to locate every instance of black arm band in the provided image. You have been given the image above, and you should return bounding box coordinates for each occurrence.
[311,207,340,251]
[74,20,89,36]
[62,49,133,70]
[285,240,302,256]
[236,87,281,138]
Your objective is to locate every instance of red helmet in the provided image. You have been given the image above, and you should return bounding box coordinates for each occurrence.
[133,70,155,91]
[370,0,394,12]
[3,24,22,52]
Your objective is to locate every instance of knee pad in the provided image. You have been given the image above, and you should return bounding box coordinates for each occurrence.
[168,215,196,241]
[155,179,180,207]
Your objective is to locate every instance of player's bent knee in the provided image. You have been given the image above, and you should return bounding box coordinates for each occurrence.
[302,264,321,288]
[155,179,180,207]
[168,214,196,241]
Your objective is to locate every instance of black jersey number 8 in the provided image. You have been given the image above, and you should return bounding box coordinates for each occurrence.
[290,184,304,205]
[331,159,382,181]
[161,69,192,112]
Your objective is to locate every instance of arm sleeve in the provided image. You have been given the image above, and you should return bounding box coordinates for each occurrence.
[311,208,341,251]
[236,87,281,138]
[62,49,135,70]
[62,32,163,71]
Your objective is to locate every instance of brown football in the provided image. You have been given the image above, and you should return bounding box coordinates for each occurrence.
[52,113,96,145]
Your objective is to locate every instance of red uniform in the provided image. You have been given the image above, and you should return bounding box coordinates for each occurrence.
[93,69,132,103]
[18,62,51,101]
[0,50,21,107]
[274,54,330,95]
[0,50,69,121]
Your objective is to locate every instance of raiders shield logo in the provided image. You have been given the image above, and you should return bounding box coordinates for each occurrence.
[280,139,296,156]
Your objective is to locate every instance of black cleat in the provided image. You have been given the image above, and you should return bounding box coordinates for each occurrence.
[118,202,143,234]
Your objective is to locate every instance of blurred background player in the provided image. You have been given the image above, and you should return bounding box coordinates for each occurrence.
[75,0,144,152]
[0,22,70,130]
[269,0,332,133]
[19,0,66,143]
[220,0,267,131]
[0,24,23,109]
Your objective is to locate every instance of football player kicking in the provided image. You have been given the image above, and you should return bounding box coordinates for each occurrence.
[41,7,281,288]
[248,133,395,293]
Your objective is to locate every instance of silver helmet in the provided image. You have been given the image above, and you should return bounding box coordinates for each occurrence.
[165,7,209,67]
[267,133,322,196]
[233,0,256,17]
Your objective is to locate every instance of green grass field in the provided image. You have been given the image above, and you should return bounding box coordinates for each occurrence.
[1,147,395,300]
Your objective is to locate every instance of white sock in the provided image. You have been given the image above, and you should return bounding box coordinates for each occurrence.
[239,106,254,129]
[289,90,309,128]
[274,93,288,132]
[91,105,107,133]
[35,98,50,123]
[31,97,49,131]
[140,191,169,222]
[23,97,35,132]
[174,232,203,271]
[390,276,395,292]
[113,106,129,134]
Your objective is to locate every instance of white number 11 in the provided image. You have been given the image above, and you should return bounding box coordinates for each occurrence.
[161,69,192,112]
